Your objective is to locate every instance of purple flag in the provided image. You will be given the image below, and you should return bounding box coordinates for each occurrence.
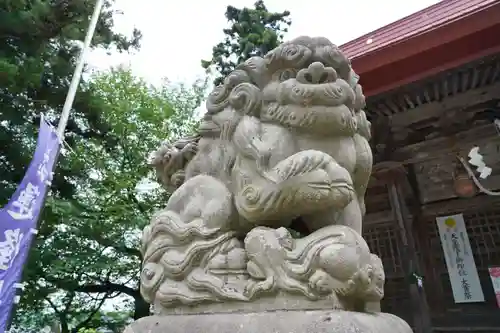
[0,117,60,329]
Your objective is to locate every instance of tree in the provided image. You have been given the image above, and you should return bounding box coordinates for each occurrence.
[0,0,141,206]
[201,0,291,86]
[0,1,140,330]
[14,67,208,332]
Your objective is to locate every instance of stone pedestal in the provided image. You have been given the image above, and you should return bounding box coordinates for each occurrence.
[124,309,412,333]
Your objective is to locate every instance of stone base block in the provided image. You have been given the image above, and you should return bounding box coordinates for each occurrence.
[123,310,412,333]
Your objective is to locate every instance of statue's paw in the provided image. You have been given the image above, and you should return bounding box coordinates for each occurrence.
[243,279,270,297]
[291,169,332,203]
[327,159,353,182]
[304,169,332,190]
[300,177,354,210]
[244,278,274,297]
[298,169,353,209]
[243,280,257,297]
[308,270,335,294]
[329,184,355,209]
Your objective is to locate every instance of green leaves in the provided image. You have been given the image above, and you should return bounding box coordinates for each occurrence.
[0,1,150,331]
[0,0,141,207]
[1,1,205,330]
[201,0,291,86]
[16,67,208,331]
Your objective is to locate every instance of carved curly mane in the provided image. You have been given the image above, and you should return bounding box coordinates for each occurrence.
[149,134,200,190]
[137,36,391,316]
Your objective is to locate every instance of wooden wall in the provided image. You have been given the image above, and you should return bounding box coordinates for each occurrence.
[360,55,500,330]
[415,139,500,204]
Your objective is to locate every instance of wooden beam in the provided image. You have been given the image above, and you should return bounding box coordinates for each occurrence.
[376,83,500,128]
[422,194,500,216]
[364,211,394,225]
[390,124,499,165]
[418,173,500,204]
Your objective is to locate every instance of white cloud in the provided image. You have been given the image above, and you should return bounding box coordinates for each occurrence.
[87,0,440,85]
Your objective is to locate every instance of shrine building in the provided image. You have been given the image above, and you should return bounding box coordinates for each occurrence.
[341,0,500,332]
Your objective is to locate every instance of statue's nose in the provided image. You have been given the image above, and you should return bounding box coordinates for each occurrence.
[298,62,336,84]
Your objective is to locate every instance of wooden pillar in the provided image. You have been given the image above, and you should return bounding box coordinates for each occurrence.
[406,164,442,314]
[376,165,433,333]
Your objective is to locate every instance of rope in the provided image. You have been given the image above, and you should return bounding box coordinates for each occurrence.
[457,156,500,196]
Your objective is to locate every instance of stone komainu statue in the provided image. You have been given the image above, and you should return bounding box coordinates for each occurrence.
[142,36,384,313]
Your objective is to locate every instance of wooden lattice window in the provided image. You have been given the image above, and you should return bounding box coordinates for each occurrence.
[364,221,405,278]
[382,277,413,317]
[364,220,412,320]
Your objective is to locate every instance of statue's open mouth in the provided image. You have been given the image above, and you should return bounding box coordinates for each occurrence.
[277,81,347,107]
[274,73,355,108]
[263,102,353,122]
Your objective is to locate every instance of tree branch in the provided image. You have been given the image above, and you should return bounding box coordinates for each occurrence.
[45,273,141,300]
[91,232,142,259]
[45,296,61,315]
[73,281,141,299]
[73,293,110,333]
[45,296,70,333]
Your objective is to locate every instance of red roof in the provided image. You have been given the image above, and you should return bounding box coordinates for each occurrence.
[340,0,500,96]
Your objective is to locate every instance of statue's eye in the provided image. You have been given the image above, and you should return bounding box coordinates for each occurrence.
[278,69,296,82]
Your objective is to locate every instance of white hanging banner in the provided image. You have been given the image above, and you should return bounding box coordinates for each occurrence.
[436,214,484,303]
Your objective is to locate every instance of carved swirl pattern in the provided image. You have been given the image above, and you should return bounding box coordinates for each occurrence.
[140,36,382,313]
[228,83,262,116]
[140,175,248,307]
[206,69,251,114]
[244,225,385,303]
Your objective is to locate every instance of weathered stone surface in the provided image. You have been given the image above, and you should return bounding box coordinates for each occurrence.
[127,34,411,333]
[123,310,412,333]
[141,36,378,312]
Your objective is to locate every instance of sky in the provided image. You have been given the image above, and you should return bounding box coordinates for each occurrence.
[87,0,442,86]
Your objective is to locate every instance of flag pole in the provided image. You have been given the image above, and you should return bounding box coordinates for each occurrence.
[5,0,104,330]
[57,0,105,137]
